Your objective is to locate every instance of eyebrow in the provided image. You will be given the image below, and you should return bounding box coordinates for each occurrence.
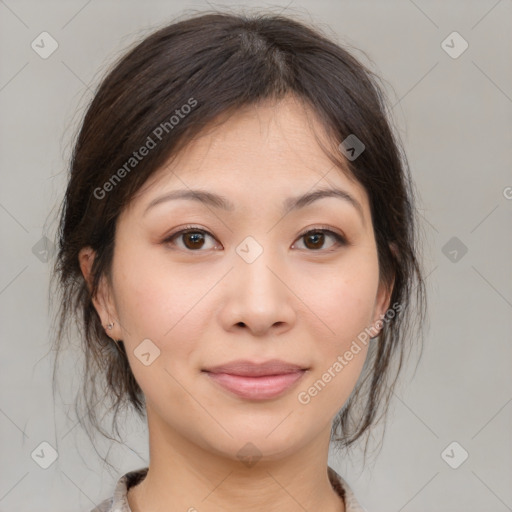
[143,186,364,221]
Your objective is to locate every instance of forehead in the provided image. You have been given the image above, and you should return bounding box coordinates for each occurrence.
[128,95,370,219]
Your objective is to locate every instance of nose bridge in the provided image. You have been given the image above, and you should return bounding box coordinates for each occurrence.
[234,233,282,299]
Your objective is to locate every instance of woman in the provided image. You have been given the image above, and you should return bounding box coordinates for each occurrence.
[51,9,427,512]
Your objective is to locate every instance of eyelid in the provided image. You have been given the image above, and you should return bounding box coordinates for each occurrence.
[296,224,347,242]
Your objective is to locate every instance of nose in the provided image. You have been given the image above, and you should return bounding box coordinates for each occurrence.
[218,243,296,337]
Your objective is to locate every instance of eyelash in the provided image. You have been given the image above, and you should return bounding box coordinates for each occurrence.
[162,224,348,253]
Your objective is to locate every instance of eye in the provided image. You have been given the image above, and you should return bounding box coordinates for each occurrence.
[293,227,348,251]
[162,225,348,252]
[163,226,219,252]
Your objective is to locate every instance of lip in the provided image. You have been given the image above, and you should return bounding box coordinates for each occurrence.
[202,359,309,401]
[203,359,308,376]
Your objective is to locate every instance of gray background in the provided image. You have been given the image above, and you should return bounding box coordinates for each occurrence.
[1,0,511,511]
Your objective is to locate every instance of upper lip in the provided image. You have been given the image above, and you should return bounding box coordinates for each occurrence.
[202,359,308,377]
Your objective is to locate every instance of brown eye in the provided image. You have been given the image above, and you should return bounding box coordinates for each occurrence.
[163,226,347,253]
[182,231,207,250]
[303,231,325,250]
[164,227,218,251]
[295,229,347,251]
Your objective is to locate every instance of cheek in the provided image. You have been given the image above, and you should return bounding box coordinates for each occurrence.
[111,242,213,380]
[297,271,375,414]
[328,280,376,343]
[292,255,377,412]
[299,252,380,349]
[111,254,203,406]
[111,240,198,337]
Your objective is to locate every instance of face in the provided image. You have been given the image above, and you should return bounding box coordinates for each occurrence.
[80,95,393,462]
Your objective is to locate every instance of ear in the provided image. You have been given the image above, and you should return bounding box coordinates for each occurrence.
[370,242,398,336]
[78,246,122,342]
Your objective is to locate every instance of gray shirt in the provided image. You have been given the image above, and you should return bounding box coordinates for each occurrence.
[90,466,367,511]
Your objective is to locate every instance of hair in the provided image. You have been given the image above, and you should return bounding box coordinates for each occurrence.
[49,8,427,469]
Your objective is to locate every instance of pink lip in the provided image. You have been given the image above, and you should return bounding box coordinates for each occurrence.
[204,371,307,400]
[202,359,309,400]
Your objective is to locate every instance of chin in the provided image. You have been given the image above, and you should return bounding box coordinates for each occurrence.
[199,426,309,464]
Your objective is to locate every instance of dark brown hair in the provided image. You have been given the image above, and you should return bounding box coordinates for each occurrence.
[49,8,427,468]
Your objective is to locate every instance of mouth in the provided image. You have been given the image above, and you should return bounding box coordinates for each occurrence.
[201,359,309,401]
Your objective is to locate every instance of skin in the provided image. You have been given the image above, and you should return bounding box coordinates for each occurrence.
[79,94,394,512]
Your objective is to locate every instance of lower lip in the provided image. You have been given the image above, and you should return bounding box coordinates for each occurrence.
[203,370,306,400]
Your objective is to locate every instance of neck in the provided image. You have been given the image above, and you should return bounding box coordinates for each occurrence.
[127,407,345,512]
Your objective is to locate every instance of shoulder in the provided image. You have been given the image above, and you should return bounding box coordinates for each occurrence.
[328,466,369,512]
[89,467,149,512]
[89,497,113,512]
